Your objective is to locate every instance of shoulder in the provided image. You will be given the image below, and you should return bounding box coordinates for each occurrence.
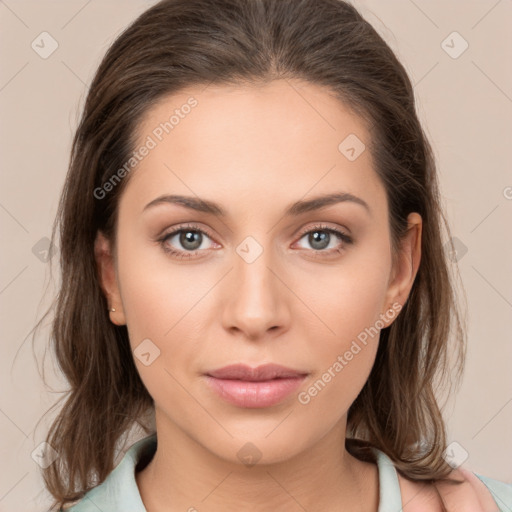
[435,466,511,512]
[397,466,512,512]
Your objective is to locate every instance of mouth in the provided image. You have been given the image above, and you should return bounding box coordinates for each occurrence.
[203,363,309,408]
[205,363,309,381]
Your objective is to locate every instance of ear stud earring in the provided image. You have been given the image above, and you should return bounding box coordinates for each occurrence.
[110,307,116,312]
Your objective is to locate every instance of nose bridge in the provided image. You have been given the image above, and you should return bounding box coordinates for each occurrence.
[222,236,289,337]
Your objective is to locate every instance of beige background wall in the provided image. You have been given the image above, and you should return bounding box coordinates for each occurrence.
[1,1,511,510]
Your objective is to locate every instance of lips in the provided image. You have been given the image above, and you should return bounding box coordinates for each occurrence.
[206,363,308,381]
[204,363,309,408]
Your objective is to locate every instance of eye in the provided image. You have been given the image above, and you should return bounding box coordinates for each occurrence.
[158,224,218,259]
[157,223,353,260]
[294,224,353,256]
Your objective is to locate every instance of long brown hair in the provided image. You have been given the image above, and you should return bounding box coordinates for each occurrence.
[37,0,467,507]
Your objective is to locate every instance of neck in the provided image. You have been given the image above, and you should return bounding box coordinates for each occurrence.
[136,409,379,512]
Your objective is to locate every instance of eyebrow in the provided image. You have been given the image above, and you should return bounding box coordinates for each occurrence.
[143,192,371,217]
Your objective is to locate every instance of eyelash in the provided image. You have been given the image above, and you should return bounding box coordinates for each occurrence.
[157,222,353,260]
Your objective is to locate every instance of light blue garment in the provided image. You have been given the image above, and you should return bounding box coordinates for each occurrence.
[63,433,512,511]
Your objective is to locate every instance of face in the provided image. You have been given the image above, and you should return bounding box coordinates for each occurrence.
[95,79,421,464]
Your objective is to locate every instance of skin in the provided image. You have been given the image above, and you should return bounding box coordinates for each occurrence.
[94,79,490,511]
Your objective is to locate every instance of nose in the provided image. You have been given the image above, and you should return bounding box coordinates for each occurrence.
[221,247,290,340]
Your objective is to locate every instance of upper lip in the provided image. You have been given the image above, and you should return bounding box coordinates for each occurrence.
[206,363,308,381]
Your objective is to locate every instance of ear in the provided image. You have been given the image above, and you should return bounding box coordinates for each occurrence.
[381,212,422,326]
[94,231,126,325]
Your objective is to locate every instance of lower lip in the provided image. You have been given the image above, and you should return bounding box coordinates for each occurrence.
[204,375,306,408]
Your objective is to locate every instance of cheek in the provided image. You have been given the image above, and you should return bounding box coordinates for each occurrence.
[115,233,220,386]
[289,243,391,407]
[116,230,205,343]
[295,276,384,420]
[115,240,211,408]
[291,242,392,351]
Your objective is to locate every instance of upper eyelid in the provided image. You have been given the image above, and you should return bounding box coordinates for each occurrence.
[162,223,214,238]
[297,223,349,236]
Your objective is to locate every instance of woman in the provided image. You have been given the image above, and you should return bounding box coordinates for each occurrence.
[39,0,512,510]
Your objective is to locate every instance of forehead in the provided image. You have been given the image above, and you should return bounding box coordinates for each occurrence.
[122,79,385,217]
[136,79,370,154]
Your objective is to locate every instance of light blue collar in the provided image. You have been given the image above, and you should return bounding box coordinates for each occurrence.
[66,433,403,511]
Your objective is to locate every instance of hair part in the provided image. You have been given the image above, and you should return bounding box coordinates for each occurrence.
[37,0,467,507]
